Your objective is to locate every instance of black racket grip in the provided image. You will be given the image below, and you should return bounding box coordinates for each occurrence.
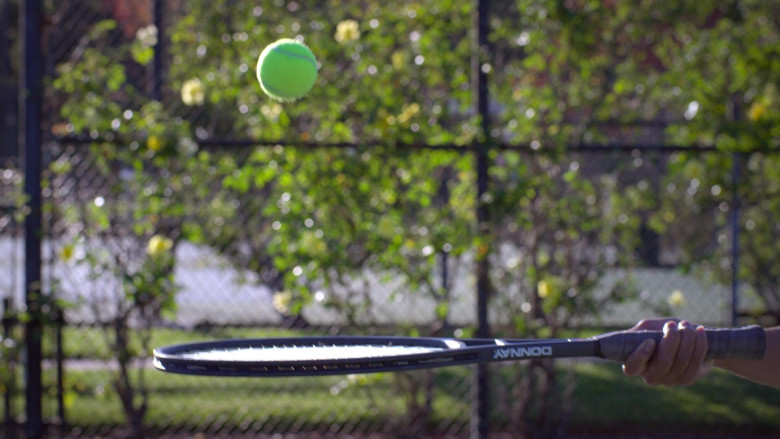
[596,325,766,362]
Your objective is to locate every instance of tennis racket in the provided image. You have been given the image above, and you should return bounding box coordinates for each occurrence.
[153,325,765,377]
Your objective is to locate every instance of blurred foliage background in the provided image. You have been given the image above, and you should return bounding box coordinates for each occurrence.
[1,0,779,437]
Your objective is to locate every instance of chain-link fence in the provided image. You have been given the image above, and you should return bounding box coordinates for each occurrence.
[28,143,742,331]
[3,142,777,438]
[3,0,780,438]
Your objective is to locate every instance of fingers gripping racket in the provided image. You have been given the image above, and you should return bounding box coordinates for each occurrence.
[153,325,765,377]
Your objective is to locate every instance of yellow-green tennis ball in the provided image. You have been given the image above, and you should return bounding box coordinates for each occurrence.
[256,38,318,102]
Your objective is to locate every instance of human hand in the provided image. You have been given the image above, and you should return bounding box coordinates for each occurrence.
[622,319,714,386]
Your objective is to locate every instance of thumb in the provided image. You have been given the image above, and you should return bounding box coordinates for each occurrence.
[622,339,656,377]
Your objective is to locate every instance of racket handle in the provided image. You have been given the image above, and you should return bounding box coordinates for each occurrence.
[597,325,766,362]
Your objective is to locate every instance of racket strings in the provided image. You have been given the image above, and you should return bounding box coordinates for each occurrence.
[174,346,481,375]
[180,344,445,362]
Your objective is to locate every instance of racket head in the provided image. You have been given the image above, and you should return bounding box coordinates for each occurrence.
[153,336,470,377]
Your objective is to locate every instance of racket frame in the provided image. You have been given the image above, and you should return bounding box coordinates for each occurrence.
[153,335,597,377]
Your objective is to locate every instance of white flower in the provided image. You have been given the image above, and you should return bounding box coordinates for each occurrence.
[136,25,158,48]
[273,291,292,314]
[181,78,205,106]
[177,137,198,156]
[261,103,282,121]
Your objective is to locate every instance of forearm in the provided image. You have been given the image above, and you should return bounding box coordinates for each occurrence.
[714,326,780,389]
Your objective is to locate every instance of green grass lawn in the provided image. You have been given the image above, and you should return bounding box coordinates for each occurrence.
[8,361,775,436]
[570,361,780,428]
[60,370,410,432]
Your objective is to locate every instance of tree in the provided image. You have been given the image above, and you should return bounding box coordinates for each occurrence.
[655,2,780,323]
[51,20,190,438]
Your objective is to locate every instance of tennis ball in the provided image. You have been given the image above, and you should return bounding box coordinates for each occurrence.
[256,38,318,102]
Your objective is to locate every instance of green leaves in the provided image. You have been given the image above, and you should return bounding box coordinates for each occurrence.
[47,0,780,329]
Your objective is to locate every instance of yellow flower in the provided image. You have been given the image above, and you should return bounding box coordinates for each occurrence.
[273,291,292,314]
[301,231,327,256]
[537,280,549,299]
[391,51,406,70]
[748,102,766,122]
[147,235,173,257]
[667,290,686,308]
[181,78,205,106]
[147,135,164,152]
[335,20,360,43]
[59,244,75,262]
[376,215,396,238]
[397,103,420,124]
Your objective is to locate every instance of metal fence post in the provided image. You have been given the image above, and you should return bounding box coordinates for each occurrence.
[731,151,741,326]
[21,0,44,438]
[2,297,17,435]
[471,0,491,438]
[55,305,66,431]
[152,0,165,100]
[728,96,742,327]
